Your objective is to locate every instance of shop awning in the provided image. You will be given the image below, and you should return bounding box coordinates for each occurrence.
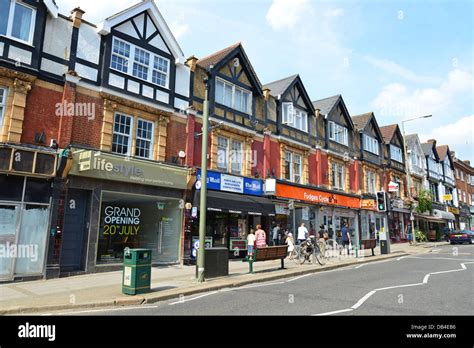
[432,209,455,221]
[194,190,276,216]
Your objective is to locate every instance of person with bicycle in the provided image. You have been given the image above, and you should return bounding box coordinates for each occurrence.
[317,225,327,256]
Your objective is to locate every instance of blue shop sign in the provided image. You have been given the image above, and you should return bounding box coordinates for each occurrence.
[196,169,263,196]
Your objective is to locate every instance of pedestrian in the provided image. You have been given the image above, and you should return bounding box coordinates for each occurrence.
[255,225,267,248]
[340,223,351,255]
[407,225,413,245]
[272,224,280,246]
[247,230,256,258]
[285,233,295,258]
[297,223,308,245]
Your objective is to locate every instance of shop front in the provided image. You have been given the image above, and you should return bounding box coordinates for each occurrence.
[188,170,275,259]
[387,198,412,243]
[63,149,188,274]
[267,181,361,247]
[458,205,471,230]
[360,198,385,242]
[0,145,57,281]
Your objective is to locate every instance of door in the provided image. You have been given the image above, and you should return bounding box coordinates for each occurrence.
[60,190,89,271]
[0,205,20,281]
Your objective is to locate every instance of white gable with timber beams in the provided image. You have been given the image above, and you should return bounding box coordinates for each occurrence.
[97,0,184,62]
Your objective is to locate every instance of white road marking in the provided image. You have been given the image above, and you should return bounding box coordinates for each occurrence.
[313,308,353,316]
[286,274,312,282]
[45,305,160,315]
[351,291,376,309]
[402,256,474,262]
[313,260,474,316]
[354,264,365,269]
[168,291,218,305]
[239,282,285,289]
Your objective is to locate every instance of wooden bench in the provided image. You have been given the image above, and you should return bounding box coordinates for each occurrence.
[244,245,288,274]
[360,239,377,256]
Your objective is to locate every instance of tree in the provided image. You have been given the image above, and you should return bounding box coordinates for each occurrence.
[416,189,433,214]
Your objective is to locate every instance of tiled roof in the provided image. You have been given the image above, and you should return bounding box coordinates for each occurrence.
[263,75,298,97]
[405,134,419,149]
[196,42,241,69]
[312,95,341,116]
[379,124,397,144]
[421,143,434,156]
[351,113,372,131]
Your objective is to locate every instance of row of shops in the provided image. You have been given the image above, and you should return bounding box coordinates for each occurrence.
[1,144,472,281]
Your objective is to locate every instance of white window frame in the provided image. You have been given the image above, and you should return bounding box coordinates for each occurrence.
[215,78,252,115]
[284,151,293,181]
[329,121,348,146]
[283,102,308,133]
[366,170,376,194]
[112,112,133,156]
[217,136,229,172]
[390,145,403,163]
[110,37,170,89]
[135,118,154,159]
[1,0,36,45]
[332,162,345,191]
[460,171,464,181]
[0,87,7,126]
[231,139,243,175]
[293,153,302,184]
[363,134,379,155]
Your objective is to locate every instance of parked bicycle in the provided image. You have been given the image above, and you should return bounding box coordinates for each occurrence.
[298,236,327,265]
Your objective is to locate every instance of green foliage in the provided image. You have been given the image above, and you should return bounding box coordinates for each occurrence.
[415,229,427,242]
[416,189,433,214]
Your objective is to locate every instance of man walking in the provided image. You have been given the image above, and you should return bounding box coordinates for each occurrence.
[272,224,280,246]
[340,223,351,255]
[298,223,308,245]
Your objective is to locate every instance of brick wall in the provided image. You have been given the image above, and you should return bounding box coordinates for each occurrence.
[70,92,103,148]
[251,139,264,178]
[166,119,187,164]
[308,152,317,185]
[21,84,62,146]
[270,140,280,178]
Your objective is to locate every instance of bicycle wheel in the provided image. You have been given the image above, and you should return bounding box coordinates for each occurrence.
[298,248,307,264]
[314,246,327,265]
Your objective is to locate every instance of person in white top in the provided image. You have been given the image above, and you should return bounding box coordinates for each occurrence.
[298,223,308,245]
[247,231,256,258]
[272,224,280,246]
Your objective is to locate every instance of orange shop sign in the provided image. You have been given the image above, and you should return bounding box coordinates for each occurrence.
[275,184,361,209]
[361,199,376,210]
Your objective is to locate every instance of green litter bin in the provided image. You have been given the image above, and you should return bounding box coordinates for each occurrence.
[122,248,152,295]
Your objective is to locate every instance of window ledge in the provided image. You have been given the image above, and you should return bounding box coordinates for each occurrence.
[0,35,34,48]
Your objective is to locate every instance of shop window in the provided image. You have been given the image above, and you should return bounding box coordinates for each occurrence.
[0,148,12,171]
[12,150,34,173]
[34,153,55,175]
[24,178,51,204]
[0,87,7,126]
[112,113,133,156]
[0,0,36,44]
[0,175,23,201]
[332,162,345,191]
[135,119,154,159]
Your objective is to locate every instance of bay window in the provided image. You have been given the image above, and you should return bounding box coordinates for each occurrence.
[110,37,170,89]
[0,87,6,126]
[363,134,379,155]
[332,162,345,191]
[329,121,348,146]
[390,145,403,163]
[215,78,252,114]
[282,102,308,132]
[284,151,302,184]
[0,0,36,44]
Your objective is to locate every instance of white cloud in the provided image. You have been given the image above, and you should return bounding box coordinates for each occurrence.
[266,0,311,31]
[419,115,474,147]
[371,68,474,120]
[364,56,442,84]
[324,8,344,17]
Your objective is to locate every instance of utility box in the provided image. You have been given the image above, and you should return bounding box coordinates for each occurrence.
[195,248,229,279]
[122,249,152,295]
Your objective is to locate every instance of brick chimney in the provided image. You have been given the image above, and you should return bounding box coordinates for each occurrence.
[186,56,199,73]
[71,7,85,29]
[263,88,271,102]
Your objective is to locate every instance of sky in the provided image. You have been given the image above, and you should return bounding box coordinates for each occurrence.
[56,0,474,162]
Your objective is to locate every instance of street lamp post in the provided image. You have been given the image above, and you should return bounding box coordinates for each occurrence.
[197,73,211,283]
[402,115,432,246]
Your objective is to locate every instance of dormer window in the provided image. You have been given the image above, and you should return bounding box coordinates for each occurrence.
[0,0,36,44]
[390,145,403,163]
[110,37,170,88]
[328,121,348,146]
[363,134,379,155]
[282,103,308,132]
[215,78,252,114]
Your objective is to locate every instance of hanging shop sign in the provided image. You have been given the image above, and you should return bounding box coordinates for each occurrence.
[388,182,399,192]
[70,150,188,189]
[275,183,360,209]
[230,239,247,252]
[447,206,460,215]
[443,194,453,202]
[196,169,263,196]
[275,204,290,216]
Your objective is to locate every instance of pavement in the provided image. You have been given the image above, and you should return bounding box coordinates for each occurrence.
[0,241,450,315]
